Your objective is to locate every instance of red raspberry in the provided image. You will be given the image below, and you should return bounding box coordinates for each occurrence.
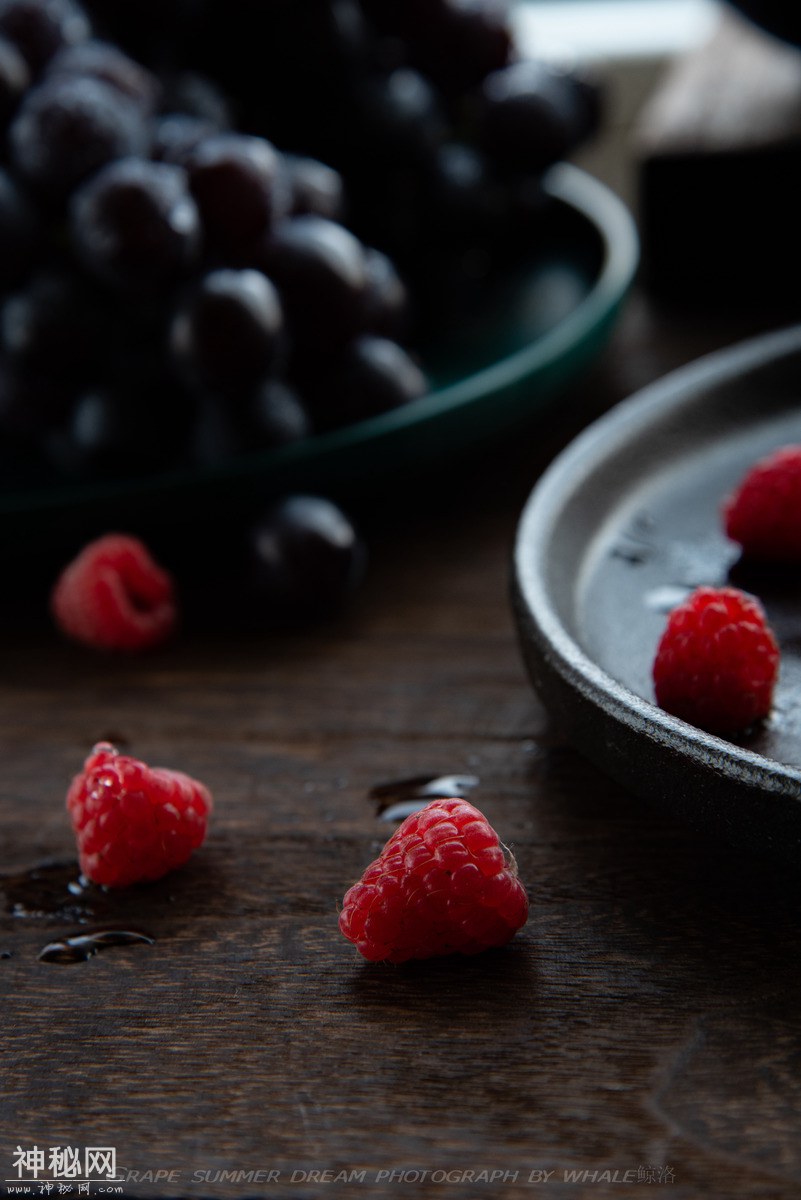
[653,586,779,733]
[724,445,801,561]
[51,533,177,651]
[67,742,212,887]
[339,798,528,963]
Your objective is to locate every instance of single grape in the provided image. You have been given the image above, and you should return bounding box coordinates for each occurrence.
[47,38,160,112]
[70,157,201,291]
[257,214,369,351]
[357,68,445,166]
[0,33,28,127]
[10,75,148,197]
[0,0,90,74]
[285,153,345,222]
[188,132,289,251]
[425,141,507,241]
[478,61,591,173]
[170,268,284,393]
[422,0,512,92]
[247,494,366,616]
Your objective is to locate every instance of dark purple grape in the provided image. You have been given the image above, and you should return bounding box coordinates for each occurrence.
[426,0,512,91]
[1,271,109,378]
[258,215,369,351]
[10,76,148,197]
[249,378,311,447]
[478,61,591,173]
[0,0,90,74]
[47,39,160,112]
[159,71,233,128]
[70,157,201,291]
[285,153,345,222]
[357,68,445,166]
[307,334,426,428]
[152,113,218,167]
[170,268,284,393]
[0,168,38,290]
[248,495,366,616]
[188,132,289,251]
[0,33,28,126]
[363,247,408,340]
[428,141,506,236]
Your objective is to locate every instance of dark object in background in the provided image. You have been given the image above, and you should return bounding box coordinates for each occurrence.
[637,8,801,305]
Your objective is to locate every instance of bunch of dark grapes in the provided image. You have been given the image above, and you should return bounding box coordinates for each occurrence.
[0,0,598,611]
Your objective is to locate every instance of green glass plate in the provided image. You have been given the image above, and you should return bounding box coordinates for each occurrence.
[0,163,638,544]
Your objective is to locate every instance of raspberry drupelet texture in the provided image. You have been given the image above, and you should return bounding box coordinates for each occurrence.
[653,586,779,734]
[51,532,177,651]
[339,798,528,963]
[66,742,212,887]
[724,445,801,562]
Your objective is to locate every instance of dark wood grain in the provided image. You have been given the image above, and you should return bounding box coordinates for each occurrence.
[3,296,801,1200]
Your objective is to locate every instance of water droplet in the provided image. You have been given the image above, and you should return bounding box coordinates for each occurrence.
[379,800,429,823]
[38,929,154,964]
[1,950,11,960]
[1,862,103,923]
[369,773,479,816]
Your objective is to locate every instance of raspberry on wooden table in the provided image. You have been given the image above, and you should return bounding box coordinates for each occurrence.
[723,445,801,562]
[653,586,779,734]
[67,742,212,887]
[51,532,177,651]
[339,798,528,963]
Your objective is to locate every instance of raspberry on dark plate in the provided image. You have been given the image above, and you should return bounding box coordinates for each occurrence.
[724,445,801,562]
[66,741,212,887]
[339,797,528,963]
[653,586,780,734]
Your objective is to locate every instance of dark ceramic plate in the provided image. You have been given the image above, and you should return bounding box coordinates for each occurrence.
[513,325,801,860]
[0,164,637,548]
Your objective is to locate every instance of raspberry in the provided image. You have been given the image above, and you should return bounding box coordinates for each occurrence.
[339,798,528,963]
[724,445,801,561]
[652,586,779,734]
[51,533,177,651]
[66,742,212,887]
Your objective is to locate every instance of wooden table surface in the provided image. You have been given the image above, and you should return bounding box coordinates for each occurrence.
[3,295,801,1200]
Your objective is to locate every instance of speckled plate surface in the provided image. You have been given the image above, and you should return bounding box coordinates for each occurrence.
[513,325,801,860]
[0,163,637,547]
